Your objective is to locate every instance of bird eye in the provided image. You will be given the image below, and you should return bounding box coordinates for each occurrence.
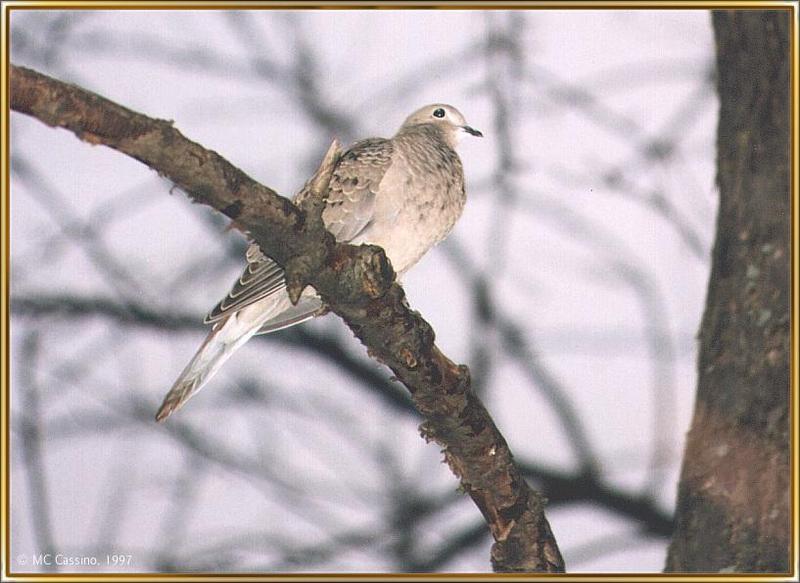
[433,108,446,118]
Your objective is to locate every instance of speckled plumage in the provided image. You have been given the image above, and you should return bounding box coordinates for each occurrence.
[156,104,481,421]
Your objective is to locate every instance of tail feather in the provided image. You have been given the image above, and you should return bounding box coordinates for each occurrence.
[156,294,324,422]
[155,321,246,422]
[156,321,241,421]
[156,299,287,422]
[255,297,323,335]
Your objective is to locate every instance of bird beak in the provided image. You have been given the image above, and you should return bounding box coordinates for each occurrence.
[461,125,483,137]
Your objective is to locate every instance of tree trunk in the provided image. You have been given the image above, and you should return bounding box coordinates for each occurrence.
[666,10,790,572]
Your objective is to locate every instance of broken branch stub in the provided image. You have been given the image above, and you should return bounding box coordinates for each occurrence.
[285,140,342,305]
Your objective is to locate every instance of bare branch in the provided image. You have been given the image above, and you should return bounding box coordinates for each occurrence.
[17,332,58,568]
[14,292,675,535]
[11,64,564,572]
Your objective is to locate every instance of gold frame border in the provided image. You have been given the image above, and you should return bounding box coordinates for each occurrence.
[1,1,797,581]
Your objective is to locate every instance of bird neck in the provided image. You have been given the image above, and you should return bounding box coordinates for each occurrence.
[396,123,457,151]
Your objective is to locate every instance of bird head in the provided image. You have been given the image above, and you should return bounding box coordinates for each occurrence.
[400,104,483,148]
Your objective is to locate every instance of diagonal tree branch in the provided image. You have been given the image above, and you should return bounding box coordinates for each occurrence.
[10,64,564,572]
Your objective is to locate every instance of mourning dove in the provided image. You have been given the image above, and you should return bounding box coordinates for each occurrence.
[156,104,482,421]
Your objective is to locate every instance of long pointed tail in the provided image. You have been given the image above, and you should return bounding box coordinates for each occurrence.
[156,313,265,422]
[156,294,323,422]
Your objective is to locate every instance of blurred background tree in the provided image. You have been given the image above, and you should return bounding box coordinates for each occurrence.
[666,10,790,573]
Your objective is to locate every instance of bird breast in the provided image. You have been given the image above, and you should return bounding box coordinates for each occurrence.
[357,129,466,275]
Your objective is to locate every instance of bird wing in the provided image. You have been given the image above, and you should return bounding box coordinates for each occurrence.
[205,138,394,325]
[322,137,393,242]
[204,243,285,324]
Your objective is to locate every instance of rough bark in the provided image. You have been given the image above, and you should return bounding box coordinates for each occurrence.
[10,64,564,572]
[666,10,791,573]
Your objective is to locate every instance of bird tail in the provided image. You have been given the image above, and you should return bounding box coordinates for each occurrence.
[155,295,323,422]
[254,297,322,335]
[156,312,266,422]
